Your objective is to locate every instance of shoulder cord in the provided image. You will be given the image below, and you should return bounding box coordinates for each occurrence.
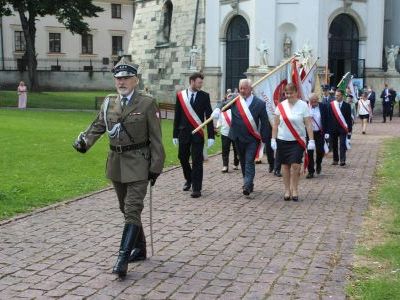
[103,97,122,139]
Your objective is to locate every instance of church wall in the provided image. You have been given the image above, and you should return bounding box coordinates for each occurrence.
[128,0,206,103]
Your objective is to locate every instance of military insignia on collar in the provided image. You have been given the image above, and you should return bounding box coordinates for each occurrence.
[129,112,142,116]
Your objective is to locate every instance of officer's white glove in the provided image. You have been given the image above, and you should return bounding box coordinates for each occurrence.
[307,139,316,150]
[172,138,179,146]
[346,138,351,150]
[324,133,330,139]
[211,108,221,120]
[271,138,277,151]
[207,138,215,148]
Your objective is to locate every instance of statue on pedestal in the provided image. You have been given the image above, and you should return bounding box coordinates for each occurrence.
[256,40,269,67]
[283,34,292,58]
[189,45,200,70]
[385,45,399,72]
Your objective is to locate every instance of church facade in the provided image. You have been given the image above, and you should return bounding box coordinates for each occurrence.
[130,0,397,103]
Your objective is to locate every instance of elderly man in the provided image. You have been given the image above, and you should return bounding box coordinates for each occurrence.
[73,57,165,278]
[306,93,329,178]
[229,79,268,195]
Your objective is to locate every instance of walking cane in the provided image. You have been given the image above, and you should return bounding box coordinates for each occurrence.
[149,182,154,256]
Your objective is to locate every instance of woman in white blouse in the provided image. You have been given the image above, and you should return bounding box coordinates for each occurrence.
[271,83,314,201]
[357,91,372,134]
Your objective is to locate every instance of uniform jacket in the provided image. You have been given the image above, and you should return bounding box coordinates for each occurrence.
[327,101,353,134]
[173,89,215,144]
[228,95,269,144]
[83,92,165,183]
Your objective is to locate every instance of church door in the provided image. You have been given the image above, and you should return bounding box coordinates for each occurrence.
[328,14,359,86]
[225,15,249,92]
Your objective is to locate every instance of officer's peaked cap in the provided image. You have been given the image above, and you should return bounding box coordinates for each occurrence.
[112,57,138,78]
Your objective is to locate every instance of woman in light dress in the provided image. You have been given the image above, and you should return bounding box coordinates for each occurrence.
[17,81,28,109]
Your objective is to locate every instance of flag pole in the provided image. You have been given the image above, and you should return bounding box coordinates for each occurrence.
[192,55,297,134]
[336,72,350,88]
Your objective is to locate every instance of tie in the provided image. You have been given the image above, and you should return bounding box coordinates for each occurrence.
[190,93,195,106]
[121,97,129,107]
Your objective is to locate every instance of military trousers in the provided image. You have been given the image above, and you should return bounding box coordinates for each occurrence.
[112,180,148,225]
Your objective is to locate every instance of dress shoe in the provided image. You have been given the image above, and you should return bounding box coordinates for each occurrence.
[340,161,346,166]
[221,166,228,173]
[274,170,282,177]
[183,182,191,191]
[306,173,314,179]
[292,196,299,202]
[362,131,366,134]
[332,161,338,165]
[284,195,291,201]
[255,160,262,164]
[268,165,274,173]
[233,165,239,170]
[191,191,201,198]
[242,188,250,196]
[316,166,321,174]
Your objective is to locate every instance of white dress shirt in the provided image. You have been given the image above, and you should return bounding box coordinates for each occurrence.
[310,105,322,131]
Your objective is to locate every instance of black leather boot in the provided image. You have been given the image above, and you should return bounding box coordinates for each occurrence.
[129,226,147,263]
[112,224,140,278]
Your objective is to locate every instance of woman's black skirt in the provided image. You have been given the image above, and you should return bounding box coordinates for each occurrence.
[277,139,304,164]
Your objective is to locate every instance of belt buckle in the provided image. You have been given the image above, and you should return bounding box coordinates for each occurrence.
[116,145,123,153]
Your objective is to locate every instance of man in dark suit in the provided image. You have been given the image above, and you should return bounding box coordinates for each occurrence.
[173,72,215,198]
[321,85,334,104]
[306,93,329,178]
[328,89,353,166]
[389,88,397,121]
[229,79,268,195]
[380,83,392,123]
[367,86,376,122]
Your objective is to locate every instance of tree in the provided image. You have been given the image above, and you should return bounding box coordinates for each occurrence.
[0,0,103,91]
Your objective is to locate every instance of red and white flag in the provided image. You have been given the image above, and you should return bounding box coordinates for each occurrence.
[253,62,292,123]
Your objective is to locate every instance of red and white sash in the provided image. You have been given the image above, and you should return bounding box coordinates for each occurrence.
[177,90,204,137]
[277,101,308,172]
[330,101,348,133]
[236,97,264,160]
[359,99,370,114]
[222,110,232,127]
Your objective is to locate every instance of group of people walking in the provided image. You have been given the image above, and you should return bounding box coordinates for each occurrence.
[72,57,396,279]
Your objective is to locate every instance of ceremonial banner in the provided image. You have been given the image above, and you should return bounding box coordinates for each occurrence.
[300,62,317,102]
[253,62,292,123]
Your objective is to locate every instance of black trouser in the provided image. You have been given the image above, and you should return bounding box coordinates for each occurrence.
[221,135,239,167]
[331,130,347,163]
[382,102,391,122]
[307,131,324,174]
[178,141,204,192]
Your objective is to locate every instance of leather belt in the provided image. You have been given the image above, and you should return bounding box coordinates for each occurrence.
[110,141,149,153]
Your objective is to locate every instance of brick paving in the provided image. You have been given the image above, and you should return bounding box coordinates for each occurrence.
[1,118,399,299]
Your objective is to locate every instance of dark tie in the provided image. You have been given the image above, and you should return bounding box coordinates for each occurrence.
[121,97,129,107]
[190,93,195,106]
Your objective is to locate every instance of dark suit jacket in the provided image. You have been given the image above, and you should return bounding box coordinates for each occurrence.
[173,89,215,144]
[380,88,391,102]
[327,101,352,134]
[368,91,376,107]
[311,103,329,133]
[228,95,268,144]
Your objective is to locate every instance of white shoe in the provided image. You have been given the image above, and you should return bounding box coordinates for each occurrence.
[221,166,228,173]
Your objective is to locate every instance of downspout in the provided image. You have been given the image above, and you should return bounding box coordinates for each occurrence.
[0,17,4,70]
[191,0,200,47]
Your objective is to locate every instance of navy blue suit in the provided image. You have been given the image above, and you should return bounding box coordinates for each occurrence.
[327,101,352,163]
[173,90,215,192]
[228,95,268,191]
[307,103,329,174]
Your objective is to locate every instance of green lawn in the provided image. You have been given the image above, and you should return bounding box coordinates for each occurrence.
[346,138,400,299]
[0,109,220,220]
[0,90,113,109]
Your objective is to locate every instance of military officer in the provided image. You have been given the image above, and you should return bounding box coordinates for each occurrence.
[73,57,165,278]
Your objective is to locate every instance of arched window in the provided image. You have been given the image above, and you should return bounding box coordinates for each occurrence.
[156,0,173,46]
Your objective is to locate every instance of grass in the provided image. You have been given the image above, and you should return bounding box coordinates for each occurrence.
[346,138,400,299]
[0,90,113,109]
[0,109,221,220]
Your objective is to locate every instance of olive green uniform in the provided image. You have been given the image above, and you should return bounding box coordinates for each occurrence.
[83,92,165,225]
